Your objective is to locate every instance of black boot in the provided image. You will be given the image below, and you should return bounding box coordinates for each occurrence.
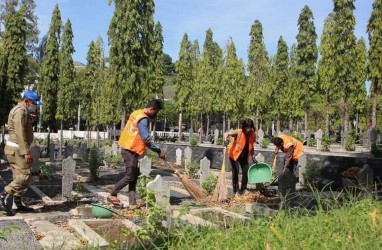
[14,196,33,212]
[1,191,15,216]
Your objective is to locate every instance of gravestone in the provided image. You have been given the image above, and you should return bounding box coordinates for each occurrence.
[189,128,194,143]
[176,148,182,165]
[363,129,371,149]
[0,219,42,249]
[184,146,192,168]
[341,131,348,147]
[80,143,88,162]
[298,153,307,185]
[199,157,210,183]
[315,129,323,150]
[257,129,264,143]
[214,129,219,145]
[104,145,113,155]
[282,129,289,135]
[139,156,152,177]
[64,145,74,158]
[62,156,76,200]
[272,129,276,137]
[49,143,55,161]
[112,141,118,156]
[358,164,374,189]
[146,175,170,208]
[30,144,41,174]
[370,128,377,143]
[255,153,265,163]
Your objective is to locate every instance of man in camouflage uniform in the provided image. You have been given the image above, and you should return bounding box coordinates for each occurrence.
[0,91,42,216]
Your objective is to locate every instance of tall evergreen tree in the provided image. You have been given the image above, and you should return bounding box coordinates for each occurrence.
[56,19,76,124]
[21,0,38,56]
[148,21,164,100]
[367,0,382,129]
[38,4,62,130]
[296,5,318,138]
[108,0,155,128]
[247,20,270,130]
[272,36,289,132]
[331,0,357,132]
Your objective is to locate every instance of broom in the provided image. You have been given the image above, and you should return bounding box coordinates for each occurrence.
[210,146,228,202]
[163,160,208,202]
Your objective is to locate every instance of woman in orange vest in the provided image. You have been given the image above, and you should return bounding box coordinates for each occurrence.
[224,119,257,196]
[108,100,166,207]
[272,134,304,175]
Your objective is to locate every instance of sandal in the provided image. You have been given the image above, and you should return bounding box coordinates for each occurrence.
[107,195,122,206]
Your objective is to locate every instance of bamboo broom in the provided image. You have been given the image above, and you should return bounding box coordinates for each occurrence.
[210,147,228,202]
[163,160,208,202]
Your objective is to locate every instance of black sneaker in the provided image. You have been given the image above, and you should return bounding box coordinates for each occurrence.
[0,192,15,216]
[15,204,34,212]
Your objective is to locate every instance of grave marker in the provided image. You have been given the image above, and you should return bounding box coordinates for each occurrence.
[139,156,152,177]
[199,157,210,183]
[146,175,170,208]
[176,148,182,165]
[298,153,307,185]
[30,144,41,174]
[214,129,219,145]
[257,129,264,143]
[184,146,192,169]
[62,156,76,200]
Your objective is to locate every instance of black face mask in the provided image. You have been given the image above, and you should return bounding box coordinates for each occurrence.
[148,113,157,119]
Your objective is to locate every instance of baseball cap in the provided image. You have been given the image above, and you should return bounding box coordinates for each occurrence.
[22,91,42,105]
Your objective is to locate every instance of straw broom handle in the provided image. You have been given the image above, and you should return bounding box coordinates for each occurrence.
[271,154,277,172]
[221,147,227,172]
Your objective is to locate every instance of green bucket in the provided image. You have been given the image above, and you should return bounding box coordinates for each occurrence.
[91,203,117,218]
[247,163,272,184]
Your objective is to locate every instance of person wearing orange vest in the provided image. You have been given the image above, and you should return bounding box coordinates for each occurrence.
[108,100,166,207]
[272,134,304,175]
[224,119,257,196]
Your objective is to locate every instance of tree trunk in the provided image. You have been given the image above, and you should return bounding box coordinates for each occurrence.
[254,107,259,131]
[206,115,210,139]
[77,104,81,131]
[372,82,378,128]
[276,111,281,133]
[178,112,182,142]
[259,119,262,130]
[222,113,226,134]
[60,121,63,158]
[296,120,299,134]
[304,108,308,140]
[355,112,359,133]
[325,110,330,136]
[289,115,293,132]
[343,99,349,133]
[121,106,126,130]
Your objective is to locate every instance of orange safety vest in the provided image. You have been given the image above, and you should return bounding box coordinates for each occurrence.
[277,134,304,161]
[118,109,149,155]
[228,129,256,161]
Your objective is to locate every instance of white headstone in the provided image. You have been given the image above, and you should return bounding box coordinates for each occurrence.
[189,128,194,143]
[49,143,55,161]
[104,145,113,155]
[255,153,265,163]
[184,146,192,168]
[146,175,170,208]
[298,153,307,185]
[214,129,219,145]
[112,141,118,156]
[139,156,152,177]
[199,157,210,183]
[316,129,323,150]
[176,148,182,165]
[62,156,76,200]
[257,129,264,143]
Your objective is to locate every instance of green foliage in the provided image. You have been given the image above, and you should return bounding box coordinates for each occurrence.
[371,143,382,157]
[293,133,303,142]
[39,164,54,181]
[103,152,122,168]
[201,173,217,195]
[186,162,199,178]
[38,4,62,130]
[189,135,198,146]
[0,226,20,240]
[88,146,100,180]
[64,139,81,147]
[302,161,320,189]
[101,139,112,147]
[74,182,85,193]
[321,136,331,152]
[146,150,157,163]
[136,175,154,200]
[345,134,356,151]
[216,137,224,145]
[308,138,317,147]
[260,138,270,148]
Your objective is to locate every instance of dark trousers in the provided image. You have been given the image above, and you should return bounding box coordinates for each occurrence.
[230,157,249,194]
[110,149,140,196]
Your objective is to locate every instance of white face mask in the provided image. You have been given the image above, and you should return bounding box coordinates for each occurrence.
[27,104,36,113]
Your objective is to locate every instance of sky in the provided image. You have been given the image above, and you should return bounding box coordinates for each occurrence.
[34,0,374,65]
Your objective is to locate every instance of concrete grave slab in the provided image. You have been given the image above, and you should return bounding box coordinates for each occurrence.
[0,218,42,250]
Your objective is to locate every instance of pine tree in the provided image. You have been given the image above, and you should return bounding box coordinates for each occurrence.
[296,5,318,138]
[331,0,357,132]
[38,4,62,130]
[247,20,270,130]
[367,0,382,128]
[108,0,155,128]
[56,19,76,124]
[148,21,164,100]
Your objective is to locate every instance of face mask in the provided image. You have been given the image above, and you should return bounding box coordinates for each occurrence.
[27,104,36,113]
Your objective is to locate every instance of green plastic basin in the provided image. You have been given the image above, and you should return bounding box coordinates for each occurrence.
[247,163,272,184]
[91,203,116,218]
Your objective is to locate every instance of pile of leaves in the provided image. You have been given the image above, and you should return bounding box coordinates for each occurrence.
[341,167,360,179]
[230,191,280,204]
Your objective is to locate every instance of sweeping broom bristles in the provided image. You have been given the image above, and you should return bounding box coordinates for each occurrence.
[210,148,228,202]
[163,160,208,202]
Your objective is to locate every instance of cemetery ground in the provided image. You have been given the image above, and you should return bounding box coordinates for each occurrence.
[0,139,381,249]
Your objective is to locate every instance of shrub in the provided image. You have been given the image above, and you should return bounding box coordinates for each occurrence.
[39,164,54,181]
[302,161,321,189]
[260,138,270,148]
[294,133,303,142]
[216,137,224,145]
[146,150,158,163]
[189,135,199,146]
[345,134,356,151]
[201,173,217,195]
[101,139,113,147]
[137,175,155,199]
[308,138,317,147]
[186,162,199,178]
[321,136,331,151]
[371,143,382,157]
